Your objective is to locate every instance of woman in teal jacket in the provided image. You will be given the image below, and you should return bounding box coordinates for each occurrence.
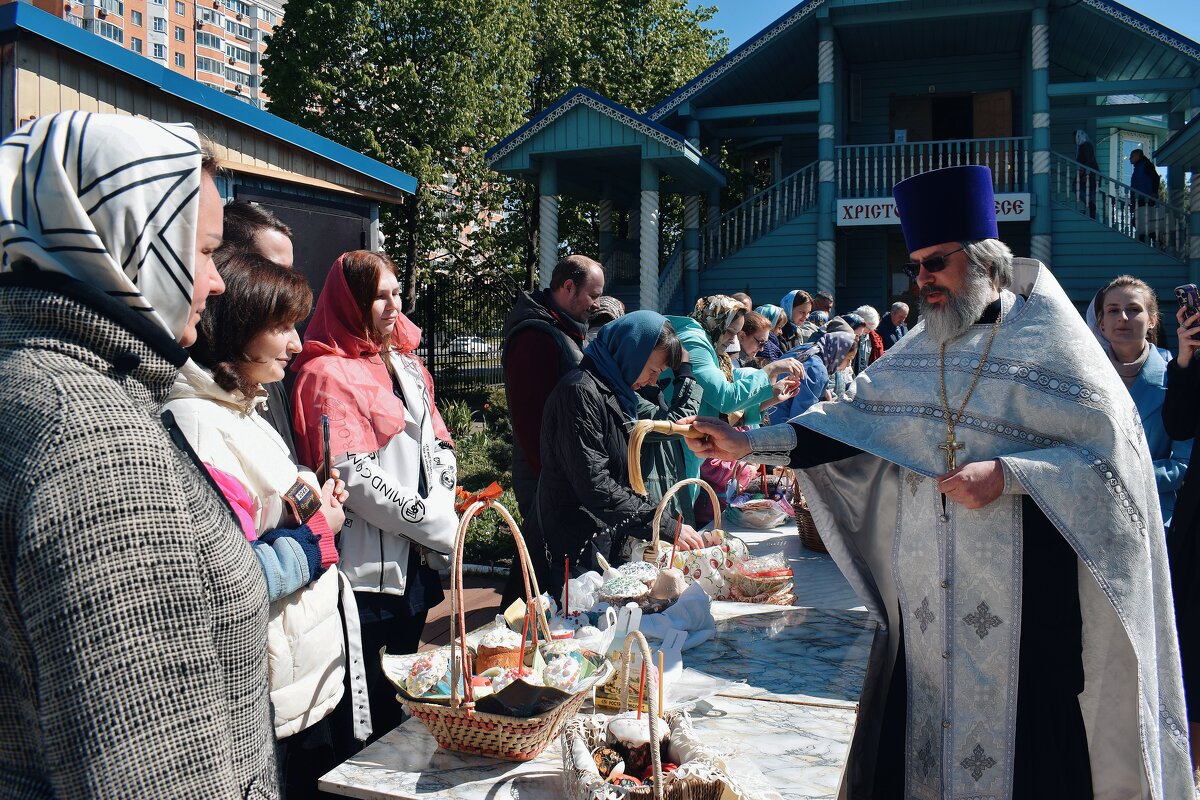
[666,295,803,510]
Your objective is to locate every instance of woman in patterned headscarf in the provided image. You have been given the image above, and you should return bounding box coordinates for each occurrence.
[0,112,277,796]
[666,296,805,515]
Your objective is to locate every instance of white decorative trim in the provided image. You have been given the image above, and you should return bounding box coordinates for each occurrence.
[1032,151,1050,175]
[598,198,613,233]
[1032,112,1050,129]
[649,0,830,120]
[490,93,686,166]
[1031,24,1049,70]
[684,195,700,229]
[640,190,660,312]
[1031,234,1052,265]
[819,124,835,140]
[817,239,836,290]
[820,160,835,183]
[1080,0,1200,61]
[818,40,835,84]
[538,194,558,288]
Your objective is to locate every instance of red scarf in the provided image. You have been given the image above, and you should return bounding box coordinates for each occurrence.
[291,256,451,469]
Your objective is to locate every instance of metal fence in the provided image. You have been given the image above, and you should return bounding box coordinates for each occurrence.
[413,271,518,400]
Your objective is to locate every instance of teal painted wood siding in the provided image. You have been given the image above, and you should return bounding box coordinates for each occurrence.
[1050,205,1188,309]
[492,103,684,173]
[699,212,819,302]
[846,54,1025,146]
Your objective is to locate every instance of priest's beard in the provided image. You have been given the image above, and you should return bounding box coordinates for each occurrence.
[920,266,995,345]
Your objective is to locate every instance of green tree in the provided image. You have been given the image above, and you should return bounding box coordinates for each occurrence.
[494,0,727,288]
[262,0,535,311]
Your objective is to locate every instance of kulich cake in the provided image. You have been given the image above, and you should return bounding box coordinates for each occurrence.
[548,613,583,640]
[541,639,582,660]
[606,710,669,777]
[542,654,582,692]
[485,667,522,694]
[475,627,523,673]
[649,567,687,601]
[406,650,449,698]
[617,560,660,586]
[599,576,650,603]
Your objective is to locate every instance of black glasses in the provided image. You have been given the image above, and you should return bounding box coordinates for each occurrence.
[902,247,964,281]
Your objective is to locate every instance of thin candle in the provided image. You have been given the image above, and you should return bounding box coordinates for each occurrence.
[637,660,647,720]
[669,513,681,568]
[564,556,570,617]
[518,608,530,676]
[657,649,664,718]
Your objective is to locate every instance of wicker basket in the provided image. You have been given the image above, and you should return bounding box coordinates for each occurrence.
[646,478,722,563]
[401,499,603,761]
[561,631,725,800]
[792,484,827,554]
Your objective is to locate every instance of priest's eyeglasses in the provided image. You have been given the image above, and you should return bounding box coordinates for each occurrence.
[902,247,965,280]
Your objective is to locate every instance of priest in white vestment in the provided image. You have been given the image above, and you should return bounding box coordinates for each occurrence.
[687,166,1192,800]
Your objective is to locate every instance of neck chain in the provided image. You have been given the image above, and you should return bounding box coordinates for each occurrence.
[937,301,1004,472]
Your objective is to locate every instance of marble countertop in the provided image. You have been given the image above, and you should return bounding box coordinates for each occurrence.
[319,694,857,800]
[320,523,876,799]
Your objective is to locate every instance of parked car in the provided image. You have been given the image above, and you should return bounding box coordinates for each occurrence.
[447,335,493,355]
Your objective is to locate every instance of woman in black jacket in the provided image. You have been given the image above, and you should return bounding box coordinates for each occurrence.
[538,310,704,594]
[1165,305,1200,768]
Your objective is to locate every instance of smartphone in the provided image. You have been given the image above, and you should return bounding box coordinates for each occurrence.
[319,414,331,485]
[1177,284,1200,324]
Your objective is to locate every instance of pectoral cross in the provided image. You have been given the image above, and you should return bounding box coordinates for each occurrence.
[938,431,965,472]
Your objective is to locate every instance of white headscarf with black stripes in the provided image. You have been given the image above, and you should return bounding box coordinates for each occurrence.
[0,111,202,339]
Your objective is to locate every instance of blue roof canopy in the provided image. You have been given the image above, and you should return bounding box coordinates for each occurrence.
[488,88,724,202]
[0,3,417,196]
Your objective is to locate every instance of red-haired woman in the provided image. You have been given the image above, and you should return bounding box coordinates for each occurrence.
[293,251,458,741]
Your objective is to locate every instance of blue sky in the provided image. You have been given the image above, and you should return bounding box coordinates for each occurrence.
[703,0,1200,49]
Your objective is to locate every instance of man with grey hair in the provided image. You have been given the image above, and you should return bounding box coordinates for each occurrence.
[878,301,910,350]
[685,166,1189,799]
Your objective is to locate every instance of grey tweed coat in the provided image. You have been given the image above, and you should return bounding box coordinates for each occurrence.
[0,271,279,799]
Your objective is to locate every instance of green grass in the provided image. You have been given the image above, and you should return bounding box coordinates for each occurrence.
[446,386,520,566]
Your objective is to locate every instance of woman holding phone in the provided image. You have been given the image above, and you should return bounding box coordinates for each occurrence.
[292,251,458,741]
[1164,289,1200,769]
[165,251,365,796]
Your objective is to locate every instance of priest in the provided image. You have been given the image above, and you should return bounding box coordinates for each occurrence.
[687,166,1191,799]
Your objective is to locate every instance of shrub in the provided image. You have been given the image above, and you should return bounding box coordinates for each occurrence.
[441,399,475,441]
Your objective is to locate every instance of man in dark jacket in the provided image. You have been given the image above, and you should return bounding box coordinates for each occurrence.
[877,301,910,350]
[500,255,604,606]
[1130,148,1161,243]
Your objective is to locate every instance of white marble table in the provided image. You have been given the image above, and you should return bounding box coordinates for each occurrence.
[320,523,876,800]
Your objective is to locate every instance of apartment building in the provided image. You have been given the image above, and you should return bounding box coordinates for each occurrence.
[14,0,281,107]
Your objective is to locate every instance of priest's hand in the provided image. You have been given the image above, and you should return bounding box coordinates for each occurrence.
[680,416,752,460]
[937,459,1005,510]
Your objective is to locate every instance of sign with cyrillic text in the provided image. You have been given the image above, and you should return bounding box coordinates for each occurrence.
[836,193,1031,226]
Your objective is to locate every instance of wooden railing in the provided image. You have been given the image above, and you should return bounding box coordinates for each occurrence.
[701,162,819,267]
[1049,152,1189,262]
[657,242,684,314]
[836,137,1031,198]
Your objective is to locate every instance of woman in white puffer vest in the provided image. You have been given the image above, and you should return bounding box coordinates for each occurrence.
[164,252,370,795]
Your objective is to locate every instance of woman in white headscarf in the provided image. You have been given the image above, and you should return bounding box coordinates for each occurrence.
[0,112,278,797]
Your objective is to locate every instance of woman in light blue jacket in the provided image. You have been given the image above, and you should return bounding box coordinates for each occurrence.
[1096,276,1191,526]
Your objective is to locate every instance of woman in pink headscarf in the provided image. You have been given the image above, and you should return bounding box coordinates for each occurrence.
[292,250,457,742]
